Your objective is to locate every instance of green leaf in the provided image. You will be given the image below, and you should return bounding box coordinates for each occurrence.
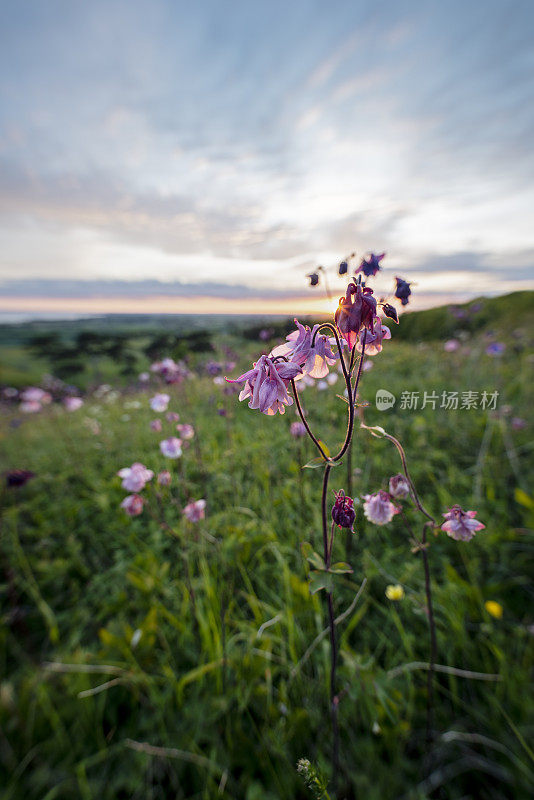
[330,561,353,575]
[308,570,334,594]
[306,550,326,571]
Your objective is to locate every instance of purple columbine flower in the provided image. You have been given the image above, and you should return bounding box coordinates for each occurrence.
[117,463,154,492]
[355,252,385,278]
[150,393,170,412]
[307,272,319,286]
[150,419,163,432]
[121,494,144,516]
[485,342,505,356]
[394,277,412,306]
[335,282,377,349]
[183,499,206,522]
[362,490,401,525]
[157,470,172,486]
[441,505,485,541]
[160,437,183,458]
[226,355,302,416]
[388,474,410,499]
[270,319,340,379]
[290,421,307,438]
[338,260,348,275]
[176,423,195,440]
[331,490,356,532]
[355,318,391,355]
[6,469,35,488]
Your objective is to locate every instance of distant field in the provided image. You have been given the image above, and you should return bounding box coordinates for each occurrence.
[1,294,533,799]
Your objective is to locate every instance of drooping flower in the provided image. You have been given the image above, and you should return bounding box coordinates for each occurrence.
[484,600,503,619]
[355,318,391,355]
[176,423,195,439]
[356,252,385,278]
[166,411,180,422]
[441,505,485,541]
[150,393,170,412]
[183,499,206,522]
[338,260,348,275]
[160,437,183,458]
[335,282,377,349]
[226,355,302,416]
[385,584,405,601]
[307,272,319,286]
[63,397,83,411]
[150,419,163,432]
[444,339,460,352]
[120,494,144,516]
[331,490,356,531]
[362,490,400,525]
[290,421,307,438]
[117,462,154,492]
[394,278,412,306]
[157,470,172,486]
[270,320,340,379]
[389,474,410,499]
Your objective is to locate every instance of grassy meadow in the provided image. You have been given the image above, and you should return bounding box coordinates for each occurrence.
[1,293,533,799]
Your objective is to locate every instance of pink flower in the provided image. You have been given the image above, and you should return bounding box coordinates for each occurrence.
[388,474,410,499]
[441,505,485,542]
[138,372,150,382]
[160,437,183,458]
[166,412,180,422]
[150,419,163,432]
[63,397,83,411]
[355,318,391,356]
[157,470,172,486]
[335,283,377,349]
[117,462,154,492]
[120,494,144,516]
[21,387,52,404]
[444,339,460,352]
[183,499,206,522]
[20,401,42,413]
[290,421,307,438]
[176,423,195,439]
[270,319,340,379]
[226,355,302,416]
[150,393,170,412]
[363,490,400,525]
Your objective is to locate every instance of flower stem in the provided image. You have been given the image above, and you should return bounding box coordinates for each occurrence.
[421,522,437,747]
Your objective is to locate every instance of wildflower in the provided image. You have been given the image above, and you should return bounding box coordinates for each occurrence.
[166,411,180,422]
[326,372,338,385]
[362,360,374,372]
[317,380,328,390]
[213,376,225,385]
[120,494,144,516]
[117,462,154,492]
[21,387,52,404]
[63,397,83,411]
[270,319,340,379]
[385,584,405,601]
[381,303,399,324]
[484,600,503,619]
[3,387,18,399]
[183,499,206,522]
[363,490,400,525]
[485,342,505,356]
[259,328,273,341]
[356,252,385,278]
[394,277,412,306]
[389,474,410,499]
[444,339,460,352]
[150,393,170,412]
[217,407,227,416]
[138,372,150,382]
[355,318,391,355]
[307,272,319,286]
[226,355,302,416]
[205,360,223,376]
[160,437,183,458]
[150,419,162,432]
[20,401,42,413]
[335,282,377,348]
[290,421,307,437]
[331,490,356,531]
[176,423,194,439]
[441,505,485,541]
[338,260,348,275]
[511,417,526,430]
[157,470,172,486]
[6,469,35,488]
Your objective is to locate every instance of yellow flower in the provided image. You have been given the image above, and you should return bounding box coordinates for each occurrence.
[484,600,503,619]
[385,584,405,601]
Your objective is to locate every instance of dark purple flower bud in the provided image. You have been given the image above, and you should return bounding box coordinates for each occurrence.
[394,277,411,305]
[381,303,399,324]
[356,252,385,278]
[307,272,319,287]
[338,260,348,275]
[331,490,356,532]
[6,469,35,488]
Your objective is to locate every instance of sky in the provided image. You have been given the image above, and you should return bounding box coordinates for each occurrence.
[0,0,533,317]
